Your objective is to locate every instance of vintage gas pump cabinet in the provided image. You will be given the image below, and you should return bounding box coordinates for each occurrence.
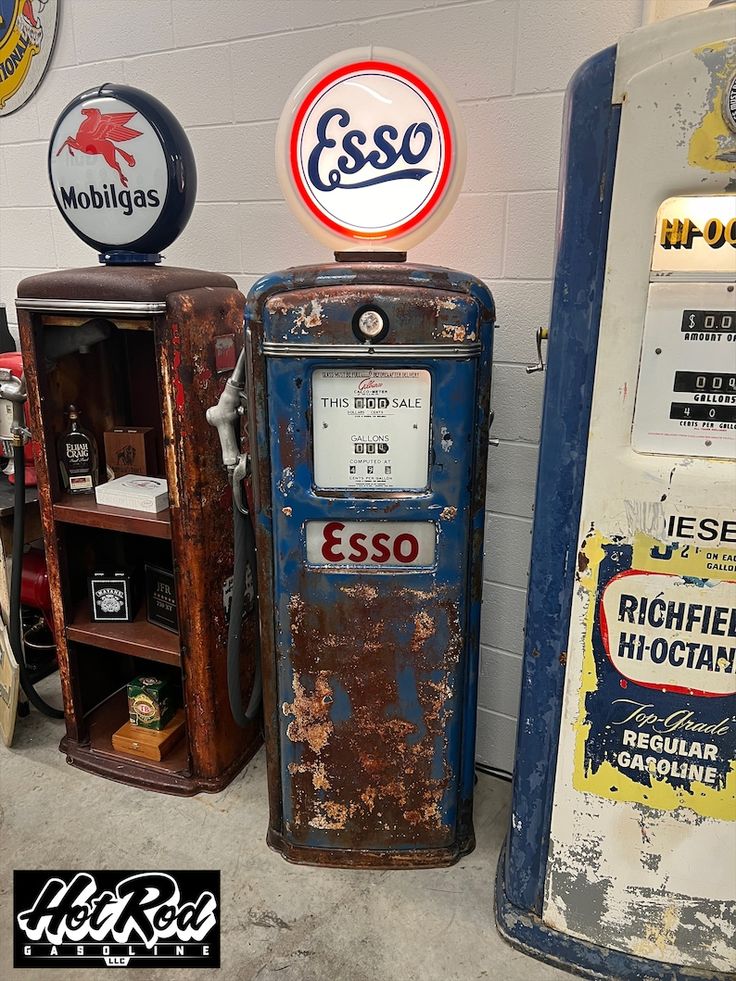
[208,48,497,867]
[247,263,494,866]
[496,5,735,978]
[15,84,262,794]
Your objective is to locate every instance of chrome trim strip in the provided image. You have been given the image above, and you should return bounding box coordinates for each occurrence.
[262,341,481,359]
[650,271,736,283]
[15,298,166,315]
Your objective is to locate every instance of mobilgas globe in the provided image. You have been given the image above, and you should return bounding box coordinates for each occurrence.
[48,83,196,260]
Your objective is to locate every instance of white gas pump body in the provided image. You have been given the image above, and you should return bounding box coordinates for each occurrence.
[497,5,736,977]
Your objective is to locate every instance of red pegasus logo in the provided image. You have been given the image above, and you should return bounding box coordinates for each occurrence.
[56,109,142,188]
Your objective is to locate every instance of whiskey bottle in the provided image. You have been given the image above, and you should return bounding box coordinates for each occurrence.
[58,405,99,494]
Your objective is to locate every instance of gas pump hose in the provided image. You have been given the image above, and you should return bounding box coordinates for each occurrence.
[10,444,63,718]
[228,492,262,726]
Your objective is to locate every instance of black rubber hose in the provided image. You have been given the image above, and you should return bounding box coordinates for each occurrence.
[11,445,63,718]
[227,492,262,726]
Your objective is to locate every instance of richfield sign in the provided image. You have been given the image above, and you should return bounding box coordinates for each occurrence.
[276,48,466,252]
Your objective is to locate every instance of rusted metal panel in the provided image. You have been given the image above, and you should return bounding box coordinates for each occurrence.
[247,262,494,867]
[160,287,262,785]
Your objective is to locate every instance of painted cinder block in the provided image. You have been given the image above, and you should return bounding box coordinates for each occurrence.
[486,441,540,519]
[126,46,233,127]
[357,2,517,101]
[165,203,243,271]
[490,280,554,364]
[188,123,280,203]
[2,142,55,209]
[412,193,506,279]
[71,0,174,64]
[33,61,127,135]
[462,94,565,194]
[490,363,544,443]
[480,581,528,656]
[483,512,533,589]
[514,0,644,94]
[476,706,519,773]
[503,190,558,280]
[231,23,360,123]
[238,202,321,272]
[479,645,524,718]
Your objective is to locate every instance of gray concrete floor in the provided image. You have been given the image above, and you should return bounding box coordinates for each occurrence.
[1,677,568,981]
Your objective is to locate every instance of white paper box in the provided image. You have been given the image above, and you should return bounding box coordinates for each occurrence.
[95,475,169,513]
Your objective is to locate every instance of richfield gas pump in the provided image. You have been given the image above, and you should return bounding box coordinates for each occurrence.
[209,49,495,867]
[496,4,735,978]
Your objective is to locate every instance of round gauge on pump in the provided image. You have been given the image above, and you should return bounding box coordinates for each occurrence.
[48,83,196,259]
[276,48,466,254]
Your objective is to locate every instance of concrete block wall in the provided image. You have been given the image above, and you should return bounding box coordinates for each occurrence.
[1,0,702,772]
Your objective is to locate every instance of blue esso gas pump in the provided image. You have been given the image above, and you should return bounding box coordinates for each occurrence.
[209,49,495,867]
[495,4,735,979]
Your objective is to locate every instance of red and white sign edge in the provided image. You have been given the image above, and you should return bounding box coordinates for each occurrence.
[275,47,466,253]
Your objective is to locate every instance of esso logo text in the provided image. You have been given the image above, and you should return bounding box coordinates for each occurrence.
[276,48,466,251]
[306,520,436,569]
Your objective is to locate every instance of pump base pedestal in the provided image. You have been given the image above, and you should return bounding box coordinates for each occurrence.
[494,845,729,981]
[60,732,261,797]
[267,826,475,870]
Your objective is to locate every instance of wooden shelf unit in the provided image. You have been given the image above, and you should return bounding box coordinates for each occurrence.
[17,266,262,795]
[67,600,180,667]
[86,688,190,776]
[53,494,172,539]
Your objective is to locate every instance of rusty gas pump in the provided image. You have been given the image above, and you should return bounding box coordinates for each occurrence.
[210,49,496,866]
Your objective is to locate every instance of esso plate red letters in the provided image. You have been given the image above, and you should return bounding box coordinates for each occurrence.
[306,520,436,569]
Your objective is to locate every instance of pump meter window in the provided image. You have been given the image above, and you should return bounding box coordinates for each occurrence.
[312,367,431,489]
[632,196,736,459]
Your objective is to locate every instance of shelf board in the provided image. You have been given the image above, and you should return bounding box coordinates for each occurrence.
[53,494,171,539]
[67,601,180,666]
[85,687,190,776]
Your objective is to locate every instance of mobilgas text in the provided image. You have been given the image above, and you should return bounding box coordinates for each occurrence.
[58,183,160,217]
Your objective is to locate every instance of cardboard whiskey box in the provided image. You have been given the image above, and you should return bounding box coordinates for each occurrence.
[103,427,155,479]
[95,475,169,513]
[127,675,175,730]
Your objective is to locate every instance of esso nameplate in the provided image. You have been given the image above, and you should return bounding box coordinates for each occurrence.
[276,48,465,251]
[632,282,736,459]
[48,84,196,255]
[306,520,436,569]
[312,367,431,490]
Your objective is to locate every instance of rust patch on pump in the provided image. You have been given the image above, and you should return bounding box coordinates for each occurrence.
[440,506,457,521]
[282,671,334,754]
[293,300,324,332]
[287,761,331,791]
[282,579,461,846]
[411,611,435,652]
[340,582,379,602]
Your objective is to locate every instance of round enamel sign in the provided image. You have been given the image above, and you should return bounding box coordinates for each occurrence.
[276,48,466,252]
[48,83,196,257]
